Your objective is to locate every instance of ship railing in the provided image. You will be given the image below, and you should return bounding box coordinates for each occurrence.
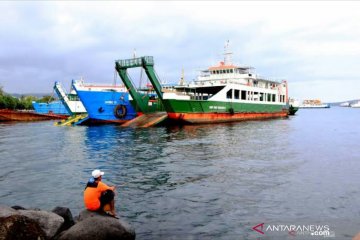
[78,82,125,88]
[116,56,154,68]
[194,79,285,91]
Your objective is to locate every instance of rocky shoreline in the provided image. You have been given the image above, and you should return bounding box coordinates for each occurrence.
[0,205,135,240]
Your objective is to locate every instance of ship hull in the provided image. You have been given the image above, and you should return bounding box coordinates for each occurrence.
[288,106,299,115]
[32,101,70,115]
[168,111,288,124]
[0,109,68,121]
[163,99,289,124]
[75,89,138,123]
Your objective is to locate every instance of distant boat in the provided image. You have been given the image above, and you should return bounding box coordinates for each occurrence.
[299,99,330,109]
[339,102,350,107]
[351,101,360,108]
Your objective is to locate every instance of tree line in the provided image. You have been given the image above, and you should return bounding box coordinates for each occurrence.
[0,86,55,110]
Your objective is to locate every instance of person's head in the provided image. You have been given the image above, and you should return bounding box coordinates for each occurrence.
[92,169,104,181]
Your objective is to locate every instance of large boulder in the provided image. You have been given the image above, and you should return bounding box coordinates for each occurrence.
[0,206,18,218]
[18,209,64,239]
[52,207,75,232]
[59,210,135,240]
[0,214,46,240]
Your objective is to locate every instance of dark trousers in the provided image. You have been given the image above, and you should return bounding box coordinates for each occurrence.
[99,190,115,210]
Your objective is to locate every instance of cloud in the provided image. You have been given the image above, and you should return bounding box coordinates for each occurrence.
[0,1,359,102]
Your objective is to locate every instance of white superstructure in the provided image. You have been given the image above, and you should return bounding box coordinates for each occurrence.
[163,42,289,106]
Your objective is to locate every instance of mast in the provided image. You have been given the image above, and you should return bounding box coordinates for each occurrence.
[179,68,186,86]
[224,40,233,65]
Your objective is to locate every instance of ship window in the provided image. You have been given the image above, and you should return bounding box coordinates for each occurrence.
[241,90,246,100]
[230,69,233,73]
[216,70,220,74]
[260,93,264,101]
[234,90,240,99]
[272,94,276,102]
[267,94,271,102]
[226,89,232,99]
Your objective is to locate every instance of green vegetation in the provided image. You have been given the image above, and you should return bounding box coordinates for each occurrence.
[37,95,55,103]
[0,85,54,110]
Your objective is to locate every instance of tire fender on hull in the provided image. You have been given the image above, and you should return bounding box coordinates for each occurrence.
[114,104,127,118]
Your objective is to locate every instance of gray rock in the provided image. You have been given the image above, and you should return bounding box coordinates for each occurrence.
[18,209,64,239]
[0,206,18,218]
[52,206,75,232]
[0,214,46,240]
[77,209,111,222]
[59,210,135,240]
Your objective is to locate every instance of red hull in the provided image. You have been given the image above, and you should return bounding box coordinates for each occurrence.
[167,111,288,124]
[0,109,68,122]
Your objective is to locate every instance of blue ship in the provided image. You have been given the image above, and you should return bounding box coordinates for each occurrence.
[72,80,137,124]
[32,101,70,115]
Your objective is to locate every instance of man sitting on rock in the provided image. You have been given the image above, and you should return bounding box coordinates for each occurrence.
[84,169,117,218]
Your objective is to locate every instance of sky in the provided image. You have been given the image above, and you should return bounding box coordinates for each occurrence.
[0,1,360,102]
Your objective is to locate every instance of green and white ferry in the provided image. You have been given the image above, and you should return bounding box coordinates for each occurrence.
[115,46,295,124]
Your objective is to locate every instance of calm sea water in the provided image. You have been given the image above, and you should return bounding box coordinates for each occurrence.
[1,107,360,239]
